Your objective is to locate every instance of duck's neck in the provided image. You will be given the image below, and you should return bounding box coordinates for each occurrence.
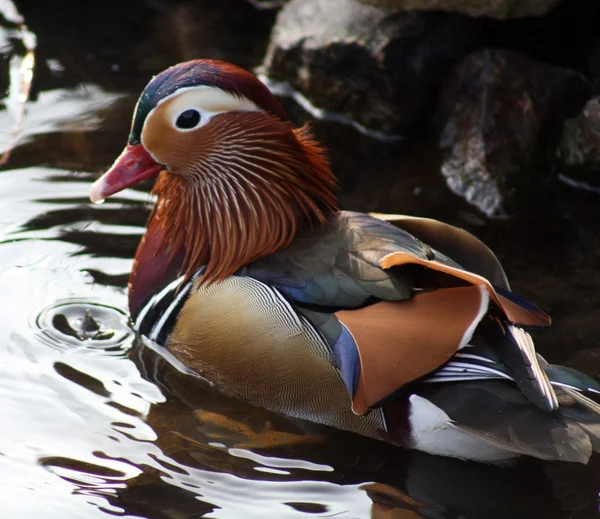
[129,122,338,317]
[128,203,185,318]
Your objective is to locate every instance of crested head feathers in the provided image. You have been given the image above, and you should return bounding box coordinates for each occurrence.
[125,59,338,292]
[129,60,288,145]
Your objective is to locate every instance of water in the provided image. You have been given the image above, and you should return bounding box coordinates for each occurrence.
[1,1,600,517]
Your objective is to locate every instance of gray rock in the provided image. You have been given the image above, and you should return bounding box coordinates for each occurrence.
[246,0,288,8]
[557,97,600,188]
[357,0,563,19]
[438,49,592,218]
[262,0,479,136]
[587,39,600,92]
[135,0,276,74]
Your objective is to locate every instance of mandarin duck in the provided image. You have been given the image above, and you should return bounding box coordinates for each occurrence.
[90,59,600,463]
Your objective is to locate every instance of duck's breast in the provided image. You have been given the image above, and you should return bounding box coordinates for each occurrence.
[166,275,385,437]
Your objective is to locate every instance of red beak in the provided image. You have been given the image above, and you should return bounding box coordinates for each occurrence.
[90,144,164,203]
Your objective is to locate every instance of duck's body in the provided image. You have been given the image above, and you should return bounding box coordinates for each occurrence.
[91,59,600,463]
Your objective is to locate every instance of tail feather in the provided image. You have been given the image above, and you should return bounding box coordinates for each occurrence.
[554,385,600,423]
[544,362,600,396]
[579,423,600,452]
[482,320,558,411]
[420,340,600,462]
[418,381,596,463]
[554,385,600,452]
[508,325,558,410]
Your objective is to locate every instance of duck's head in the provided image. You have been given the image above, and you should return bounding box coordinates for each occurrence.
[91,59,338,284]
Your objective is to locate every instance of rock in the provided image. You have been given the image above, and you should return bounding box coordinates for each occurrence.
[135,0,277,74]
[246,0,288,8]
[357,0,564,19]
[262,0,479,136]
[587,39,600,92]
[557,97,600,188]
[438,49,592,218]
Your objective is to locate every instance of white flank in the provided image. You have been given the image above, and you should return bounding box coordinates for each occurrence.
[409,395,515,462]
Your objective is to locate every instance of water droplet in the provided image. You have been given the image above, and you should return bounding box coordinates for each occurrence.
[33,299,133,357]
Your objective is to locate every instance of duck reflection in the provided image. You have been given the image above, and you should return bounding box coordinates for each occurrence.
[101,338,599,519]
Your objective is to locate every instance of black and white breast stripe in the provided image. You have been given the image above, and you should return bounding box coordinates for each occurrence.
[135,270,203,345]
[134,269,306,347]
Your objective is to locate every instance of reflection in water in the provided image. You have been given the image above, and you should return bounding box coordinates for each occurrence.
[0,85,124,156]
[0,0,35,166]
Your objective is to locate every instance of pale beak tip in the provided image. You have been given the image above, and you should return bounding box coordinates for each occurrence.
[89,179,106,205]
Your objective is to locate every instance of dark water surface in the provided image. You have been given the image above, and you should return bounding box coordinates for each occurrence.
[1,1,600,517]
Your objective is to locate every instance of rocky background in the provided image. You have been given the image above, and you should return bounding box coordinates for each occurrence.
[6,0,600,371]
[260,0,600,218]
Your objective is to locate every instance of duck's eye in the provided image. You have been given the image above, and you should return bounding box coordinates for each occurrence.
[175,109,201,130]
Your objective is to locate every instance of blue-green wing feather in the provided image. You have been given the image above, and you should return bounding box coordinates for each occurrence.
[240,211,462,308]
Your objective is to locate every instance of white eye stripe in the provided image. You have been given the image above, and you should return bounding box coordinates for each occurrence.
[140,85,263,156]
[159,85,261,132]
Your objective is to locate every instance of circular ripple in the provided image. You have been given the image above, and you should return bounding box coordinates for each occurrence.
[33,299,134,356]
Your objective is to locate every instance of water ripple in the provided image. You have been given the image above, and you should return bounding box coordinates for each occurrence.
[33,298,132,356]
